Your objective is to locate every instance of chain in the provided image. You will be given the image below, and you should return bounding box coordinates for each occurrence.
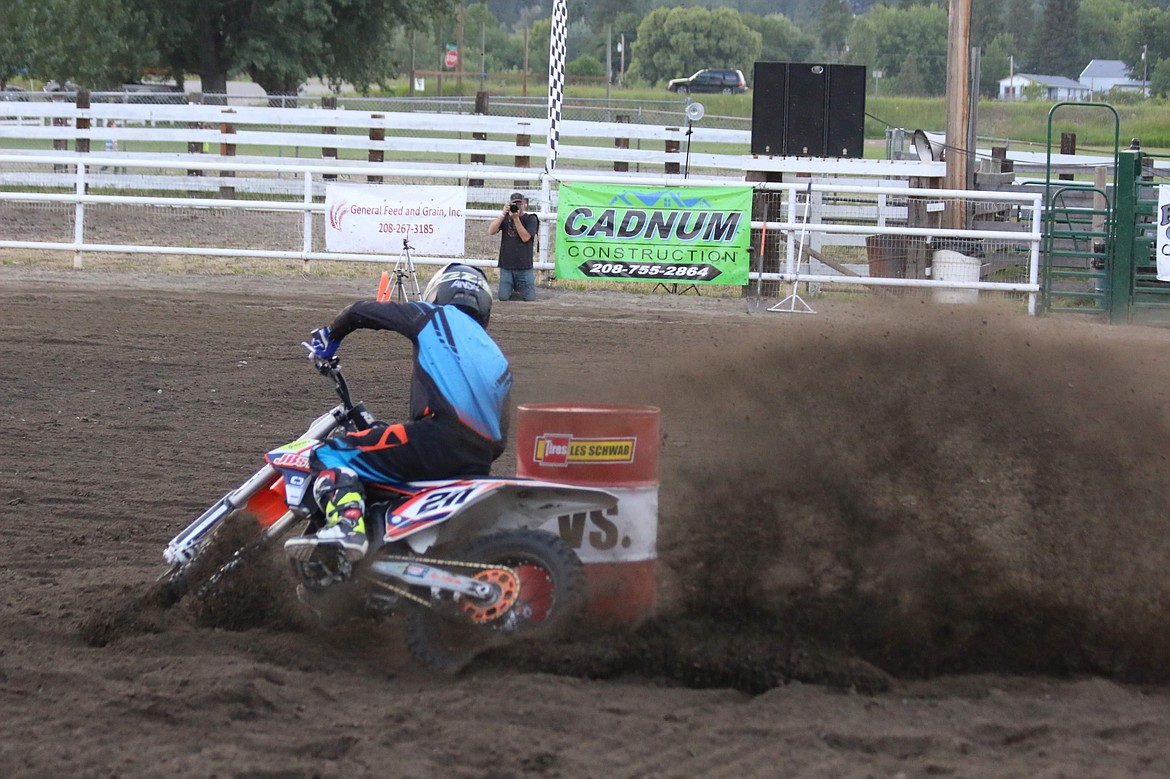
[361,554,518,611]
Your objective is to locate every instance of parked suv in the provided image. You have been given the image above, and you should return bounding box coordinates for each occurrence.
[667,69,748,94]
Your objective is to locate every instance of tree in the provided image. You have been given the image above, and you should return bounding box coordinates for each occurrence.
[459,3,521,74]
[970,0,1007,47]
[567,54,605,77]
[582,0,653,30]
[132,0,452,96]
[1119,6,1170,81]
[894,54,927,95]
[11,0,158,88]
[1028,0,1081,77]
[742,13,818,64]
[1149,56,1170,97]
[817,0,854,59]
[627,6,762,86]
[1078,0,1127,59]
[566,19,597,67]
[1004,0,1037,68]
[0,0,35,89]
[980,32,1020,96]
[845,2,948,95]
[526,17,552,75]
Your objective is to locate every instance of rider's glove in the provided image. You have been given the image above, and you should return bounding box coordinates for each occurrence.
[307,326,339,360]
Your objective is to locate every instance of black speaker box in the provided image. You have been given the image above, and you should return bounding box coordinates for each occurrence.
[784,63,829,156]
[750,62,866,158]
[750,63,788,156]
[825,65,866,157]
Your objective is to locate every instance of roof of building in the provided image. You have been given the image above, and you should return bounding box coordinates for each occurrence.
[1080,59,1131,79]
[1010,73,1088,89]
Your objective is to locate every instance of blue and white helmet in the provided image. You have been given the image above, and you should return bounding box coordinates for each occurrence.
[423,263,494,328]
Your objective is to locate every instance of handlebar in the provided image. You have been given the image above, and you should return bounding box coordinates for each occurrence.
[300,343,370,429]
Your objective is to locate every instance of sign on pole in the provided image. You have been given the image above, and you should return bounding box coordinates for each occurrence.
[555,183,752,285]
[1157,185,1170,281]
[325,183,467,256]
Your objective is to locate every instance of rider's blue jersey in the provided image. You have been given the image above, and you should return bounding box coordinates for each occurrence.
[327,300,512,445]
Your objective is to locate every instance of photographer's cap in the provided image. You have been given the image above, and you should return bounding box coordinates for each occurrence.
[509,192,524,203]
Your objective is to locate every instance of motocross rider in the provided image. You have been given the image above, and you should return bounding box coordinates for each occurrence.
[284,263,510,565]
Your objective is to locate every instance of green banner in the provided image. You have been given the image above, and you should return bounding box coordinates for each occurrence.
[555,183,752,285]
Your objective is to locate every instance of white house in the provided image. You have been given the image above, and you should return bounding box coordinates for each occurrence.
[1079,59,1146,96]
[998,73,1091,101]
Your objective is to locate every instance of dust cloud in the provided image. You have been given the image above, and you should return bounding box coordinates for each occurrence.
[637,302,1170,683]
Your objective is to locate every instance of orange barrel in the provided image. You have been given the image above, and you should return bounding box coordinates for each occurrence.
[516,403,659,625]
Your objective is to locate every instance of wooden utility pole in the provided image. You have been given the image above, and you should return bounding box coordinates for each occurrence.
[944,0,972,229]
[456,2,466,92]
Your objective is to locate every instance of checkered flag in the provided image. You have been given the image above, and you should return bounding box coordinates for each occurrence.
[545,0,568,174]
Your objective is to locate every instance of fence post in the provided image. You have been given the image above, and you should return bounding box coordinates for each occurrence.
[368,114,385,183]
[664,138,680,175]
[991,146,1014,174]
[187,93,204,177]
[514,133,530,189]
[51,95,72,172]
[614,114,630,173]
[470,130,487,187]
[321,96,337,182]
[219,109,237,198]
[74,90,91,154]
[1059,133,1076,181]
[52,114,69,160]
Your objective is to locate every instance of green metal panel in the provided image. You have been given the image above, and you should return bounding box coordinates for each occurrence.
[1111,149,1170,325]
[1039,103,1119,317]
[1111,150,1141,323]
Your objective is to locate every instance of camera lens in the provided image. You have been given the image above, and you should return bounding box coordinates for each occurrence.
[509,203,519,213]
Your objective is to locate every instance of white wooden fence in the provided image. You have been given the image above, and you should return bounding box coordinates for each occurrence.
[0,99,748,174]
[0,101,1044,310]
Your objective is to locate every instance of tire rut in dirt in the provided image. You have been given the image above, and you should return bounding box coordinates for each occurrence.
[470,617,893,695]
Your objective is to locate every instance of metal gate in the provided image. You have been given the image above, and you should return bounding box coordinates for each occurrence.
[1038,102,1170,324]
[1110,148,1170,324]
[1038,103,1117,318]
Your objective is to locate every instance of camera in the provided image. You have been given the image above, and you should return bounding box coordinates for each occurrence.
[509,202,519,213]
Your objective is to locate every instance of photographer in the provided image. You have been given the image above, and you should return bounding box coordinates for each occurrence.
[487,192,539,302]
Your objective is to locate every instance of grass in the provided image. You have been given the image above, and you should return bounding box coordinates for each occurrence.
[385,78,1170,150]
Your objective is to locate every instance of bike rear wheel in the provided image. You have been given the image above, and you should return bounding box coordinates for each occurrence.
[406,528,586,671]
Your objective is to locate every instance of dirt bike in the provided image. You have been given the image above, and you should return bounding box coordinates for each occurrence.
[158,350,618,670]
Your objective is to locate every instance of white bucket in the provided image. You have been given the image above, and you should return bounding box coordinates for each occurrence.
[932,250,981,304]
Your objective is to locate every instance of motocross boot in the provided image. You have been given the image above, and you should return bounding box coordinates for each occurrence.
[285,468,369,563]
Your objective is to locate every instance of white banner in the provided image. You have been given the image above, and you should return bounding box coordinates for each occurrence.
[1158,185,1170,281]
[325,183,467,256]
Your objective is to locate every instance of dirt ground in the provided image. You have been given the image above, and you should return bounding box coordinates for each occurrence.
[3,265,1170,778]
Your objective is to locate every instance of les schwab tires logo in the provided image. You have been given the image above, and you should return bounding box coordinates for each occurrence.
[532,433,637,466]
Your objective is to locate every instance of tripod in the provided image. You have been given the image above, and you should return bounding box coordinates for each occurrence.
[768,181,816,314]
[377,239,422,303]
